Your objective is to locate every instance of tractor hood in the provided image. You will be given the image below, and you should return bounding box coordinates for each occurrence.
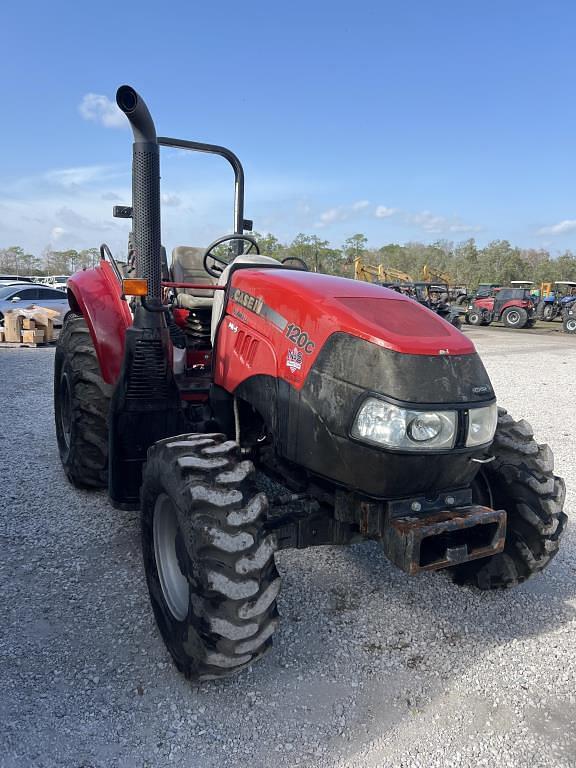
[228,267,473,356]
[227,268,496,497]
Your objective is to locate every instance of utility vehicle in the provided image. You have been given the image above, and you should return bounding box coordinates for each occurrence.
[54,86,566,681]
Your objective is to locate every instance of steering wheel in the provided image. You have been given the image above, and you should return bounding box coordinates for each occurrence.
[281,256,309,271]
[202,234,260,278]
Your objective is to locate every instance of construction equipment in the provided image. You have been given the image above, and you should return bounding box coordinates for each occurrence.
[422,265,468,304]
[54,86,566,682]
[466,287,537,329]
[354,257,412,284]
[380,266,413,283]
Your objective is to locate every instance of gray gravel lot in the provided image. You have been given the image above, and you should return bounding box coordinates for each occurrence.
[1,327,575,768]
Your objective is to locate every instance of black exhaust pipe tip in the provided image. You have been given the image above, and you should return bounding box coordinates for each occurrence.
[116,84,156,143]
[116,85,138,113]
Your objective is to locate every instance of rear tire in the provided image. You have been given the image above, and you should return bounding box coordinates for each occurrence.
[502,307,528,328]
[451,408,566,589]
[141,434,280,681]
[54,314,111,488]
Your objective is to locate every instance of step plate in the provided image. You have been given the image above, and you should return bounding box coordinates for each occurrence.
[383,505,506,575]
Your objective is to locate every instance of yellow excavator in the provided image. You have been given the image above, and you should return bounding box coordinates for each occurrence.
[422,264,453,284]
[354,256,413,283]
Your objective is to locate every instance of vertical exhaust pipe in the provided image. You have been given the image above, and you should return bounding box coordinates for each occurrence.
[109,86,181,509]
[116,85,161,300]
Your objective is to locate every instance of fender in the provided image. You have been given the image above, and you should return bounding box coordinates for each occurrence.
[67,261,132,384]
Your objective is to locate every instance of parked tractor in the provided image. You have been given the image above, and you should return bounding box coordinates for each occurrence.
[54,86,566,682]
[562,302,576,334]
[536,281,576,322]
[466,286,536,328]
[411,281,462,328]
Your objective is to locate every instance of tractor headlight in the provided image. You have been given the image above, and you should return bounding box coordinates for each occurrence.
[466,403,498,447]
[351,398,457,451]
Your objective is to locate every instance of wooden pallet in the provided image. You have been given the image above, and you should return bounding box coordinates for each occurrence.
[0,340,57,348]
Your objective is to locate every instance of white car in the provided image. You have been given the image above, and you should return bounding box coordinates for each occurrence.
[0,283,70,326]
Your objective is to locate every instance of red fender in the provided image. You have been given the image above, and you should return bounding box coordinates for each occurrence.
[67,261,132,385]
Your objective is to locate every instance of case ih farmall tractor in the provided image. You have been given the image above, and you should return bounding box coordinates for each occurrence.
[466,286,537,329]
[54,86,567,681]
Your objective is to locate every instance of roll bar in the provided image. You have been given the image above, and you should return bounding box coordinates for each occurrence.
[157,136,246,237]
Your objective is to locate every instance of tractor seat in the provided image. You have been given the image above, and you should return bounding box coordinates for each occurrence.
[171,246,216,309]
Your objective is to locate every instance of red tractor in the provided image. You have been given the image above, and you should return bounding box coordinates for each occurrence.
[54,86,566,681]
[466,286,537,328]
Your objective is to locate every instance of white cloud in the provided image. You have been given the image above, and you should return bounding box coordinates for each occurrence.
[50,227,66,241]
[375,205,397,219]
[407,210,481,235]
[316,200,373,227]
[318,207,342,225]
[78,93,126,128]
[44,165,118,187]
[162,192,182,207]
[538,219,576,235]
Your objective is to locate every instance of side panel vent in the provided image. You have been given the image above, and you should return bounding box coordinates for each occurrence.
[234,331,259,367]
[126,339,168,399]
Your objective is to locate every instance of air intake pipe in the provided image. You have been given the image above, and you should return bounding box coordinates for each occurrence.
[116,85,162,300]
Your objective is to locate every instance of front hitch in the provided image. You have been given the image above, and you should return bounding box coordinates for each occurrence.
[382,505,506,575]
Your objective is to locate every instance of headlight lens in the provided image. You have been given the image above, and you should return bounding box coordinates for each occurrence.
[466,403,498,447]
[352,398,456,451]
[407,412,443,442]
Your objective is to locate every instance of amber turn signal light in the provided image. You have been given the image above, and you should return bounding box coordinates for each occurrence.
[122,278,148,296]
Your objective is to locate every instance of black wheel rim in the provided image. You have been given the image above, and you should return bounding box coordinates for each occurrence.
[59,371,72,451]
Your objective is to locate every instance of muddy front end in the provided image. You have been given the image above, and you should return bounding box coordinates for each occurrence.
[281,333,505,574]
[223,269,507,576]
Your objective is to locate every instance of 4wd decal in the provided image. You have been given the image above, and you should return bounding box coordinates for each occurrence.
[284,323,315,354]
[286,347,303,372]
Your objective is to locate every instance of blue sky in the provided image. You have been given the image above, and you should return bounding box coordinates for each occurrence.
[2,0,576,257]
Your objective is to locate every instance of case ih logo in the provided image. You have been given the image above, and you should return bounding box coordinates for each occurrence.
[231,288,264,315]
[286,347,303,372]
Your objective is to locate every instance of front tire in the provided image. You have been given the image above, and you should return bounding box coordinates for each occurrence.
[467,309,483,326]
[563,316,576,334]
[54,315,111,488]
[451,408,567,589]
[141,434,280,681]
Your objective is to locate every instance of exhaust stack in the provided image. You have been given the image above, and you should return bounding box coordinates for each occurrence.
[116,85,162,300]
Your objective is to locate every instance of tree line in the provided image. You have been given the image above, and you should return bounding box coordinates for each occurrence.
[0,246,100,276]
[254,233,576,287]
[2,236,576,288]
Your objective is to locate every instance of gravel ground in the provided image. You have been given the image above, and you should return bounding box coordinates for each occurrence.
[1,327,575,768]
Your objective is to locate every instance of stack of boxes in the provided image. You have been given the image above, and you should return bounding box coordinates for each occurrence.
[1,308,56,345]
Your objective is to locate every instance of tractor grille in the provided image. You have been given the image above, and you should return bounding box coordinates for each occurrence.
[132,147,161,299]
[126,339,168,400]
